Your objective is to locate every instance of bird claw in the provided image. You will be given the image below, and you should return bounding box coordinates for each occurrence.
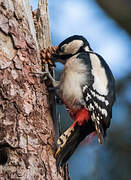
[29,64,56,83]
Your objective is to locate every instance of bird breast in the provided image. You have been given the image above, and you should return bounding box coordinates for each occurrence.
[59,55,87,111]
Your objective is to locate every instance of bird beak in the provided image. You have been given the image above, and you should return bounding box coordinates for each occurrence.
[51,53,66,64]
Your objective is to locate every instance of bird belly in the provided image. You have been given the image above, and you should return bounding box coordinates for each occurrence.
[59,72,85,113]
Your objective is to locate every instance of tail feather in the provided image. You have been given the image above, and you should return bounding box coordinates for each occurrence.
[92,112,104,144]
[55,119,95,168]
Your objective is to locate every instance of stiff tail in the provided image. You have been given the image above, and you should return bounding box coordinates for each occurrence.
[55,119,95,168]
[91,112,104,144]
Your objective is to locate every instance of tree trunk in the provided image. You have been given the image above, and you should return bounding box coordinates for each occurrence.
[0,0,69,179]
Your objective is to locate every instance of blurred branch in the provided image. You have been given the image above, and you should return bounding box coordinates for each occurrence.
[96,0,131,36]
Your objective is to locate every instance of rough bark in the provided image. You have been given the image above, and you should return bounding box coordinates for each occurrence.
[35,0,60,142]
[0,0,69,179]
[36,0,51,50]
[96,0,131,36]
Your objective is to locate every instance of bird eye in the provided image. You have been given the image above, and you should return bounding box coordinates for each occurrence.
[60,46,65,52]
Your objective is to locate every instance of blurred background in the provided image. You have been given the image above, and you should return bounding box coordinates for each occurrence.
[30,0,131,179]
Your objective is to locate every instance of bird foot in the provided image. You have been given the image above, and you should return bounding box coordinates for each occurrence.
[30,64,59,87]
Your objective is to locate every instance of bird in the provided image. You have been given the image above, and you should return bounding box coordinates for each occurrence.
[44,35,116,168]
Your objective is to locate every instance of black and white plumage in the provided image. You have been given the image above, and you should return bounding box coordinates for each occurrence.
[48,35,115,167]
[80,51,115,142]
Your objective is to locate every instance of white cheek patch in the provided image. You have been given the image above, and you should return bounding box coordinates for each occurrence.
[61,40,83,55]
[90,53,108,96]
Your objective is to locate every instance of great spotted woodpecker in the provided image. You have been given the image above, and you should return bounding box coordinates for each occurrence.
[44,35,115,167]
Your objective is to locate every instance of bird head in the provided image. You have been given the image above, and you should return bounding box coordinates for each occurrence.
[52,35,92,64]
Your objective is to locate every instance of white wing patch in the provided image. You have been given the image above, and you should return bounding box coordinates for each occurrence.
[83,87,108,118]
[90,90,109,106]
[101,109,107,117]
[90,53,108,96]
[83,85,88,92]
[89,103,94,111]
